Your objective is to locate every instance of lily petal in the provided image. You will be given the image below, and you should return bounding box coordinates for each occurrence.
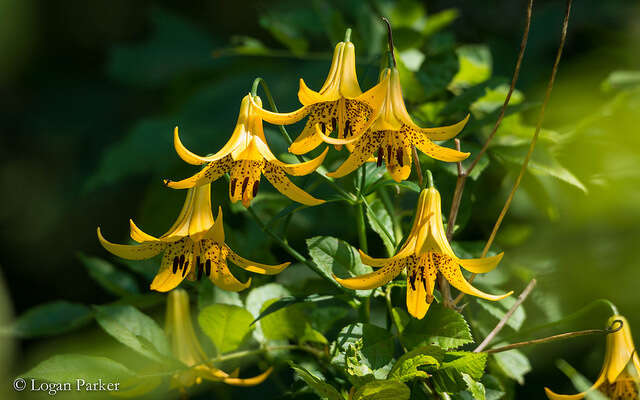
[248,95,309,125]
[333,258,405,290]
[289,101,339,155]
[150,238,193,292]
[406,127,470,162]
[605,315,636,383]
[255,137,328,176]
[263,163,325,206]
[226,245,290,275]
[406,255,437,320]
[544,371,607,400]
[204,206,225,243]
[436,253,512,301]
[326,130,383,178]
[222,367,273,387]
[459,253,504,274]
[201,241,251,291]
[299,78,338,104]
[409,114,470,141]
[173,127,211,165]
[359,237,416,267]
[165,155,233,189]
[228,160,263,207]
[129,219,159,243]
[97,227,165,260]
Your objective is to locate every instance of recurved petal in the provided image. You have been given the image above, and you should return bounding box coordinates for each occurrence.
[436,253,513,301]
[201,240,251,291]
[299,79,337,105]
[173,127,212,165]
[406,127,470,162]
[256,137,328,176]
[248,95,309,125]
[129,220,159,243]
[359,236,417,267]
[289,101,339,155]
[166,155,233,189]
[222,367,273,387]
[605,315,636,383]
[97,227,165,260]
[204,206,225,243]
[459,253,504,274]
[544,371,607,400]
[326,130,383,178]
[406,255,437,320]
[333,258,405,290]
[263,163,325,206]
[150,238,193,292]
[410,114,470,141]
[226,245,290,275]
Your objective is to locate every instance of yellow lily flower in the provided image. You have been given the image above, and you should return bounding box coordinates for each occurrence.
[97,183,289,293]
[334,182,512,319]
[164,94,327,207]
[545,315,640,400]
[248,37,389,154]
[166,289,272,389]
[323,68,470,182]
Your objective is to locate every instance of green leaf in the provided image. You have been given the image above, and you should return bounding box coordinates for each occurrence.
[555,359,607,400]
[442,352,488,380]
[476,297,526,332]
[388,346,442,382]
[198,304,253,354]
[78,253,139,297]
[353,380,411,400]
[2,301,93,338]
[491,145,587,192]
[365,199,397,255]
[401,304,473,350]
[259,13,309,55]
[198,280,243,310]
[365,179,421,196]
[462,373,486,400]
[450,45,492,92]
[289,362,342,400]
[491,349,531,385]
[260,298,307,342]
[307,236,373,297]
[601,70,640,92]
[245,283,291,318]
[94,305,171,362]
[250,293,335,325]
[416,34,458,99]
[22,354,134,384]
[336,323,395,370]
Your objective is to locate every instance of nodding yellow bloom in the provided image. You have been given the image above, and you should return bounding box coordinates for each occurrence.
[545,316,640,400]
[334,184,512,319]
[164,94,327,207]
[249,39,389,154]
[323,68,470,182]
[97,183,289,293]
[166,289,272,389]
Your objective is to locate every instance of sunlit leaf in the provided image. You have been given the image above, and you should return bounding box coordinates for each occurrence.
[491,349,531,385]
[22,354,135,384]
[462,373,486,400]
[450,45,492,93]
[94,305,171,363]
[197,280,243,310]
[476,296,526,332]
[388,346,442,382]
[353,379,411,400]
[601,70,640,92]
[198,304,253,354]
[289,362,342,400]
[401,304,473,350]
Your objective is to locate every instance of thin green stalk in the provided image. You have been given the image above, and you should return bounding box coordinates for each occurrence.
[344,28,352,42]
[355,202,368,253]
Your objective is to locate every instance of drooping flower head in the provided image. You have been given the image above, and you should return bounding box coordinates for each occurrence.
[164,94,327,207]
[545,315,640,400]
[166,289,272,389]
[335,177,512,319]
[97,183,289,292]
[249,33,389,154]
[324,67,470,182]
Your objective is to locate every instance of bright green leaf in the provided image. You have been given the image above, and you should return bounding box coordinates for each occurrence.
[401,304,473,350]
[353,379,411,400]
[491,349,531,385]
[198,304,253,354]
[289,362,342,400]
[462,373,486,400]
[388,346,442,382]
[22,354,134,384]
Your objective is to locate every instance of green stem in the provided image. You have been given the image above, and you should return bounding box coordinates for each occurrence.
[495,298,620,346]
[355,202,368,253]
[425,169,434,188]
[377,187,401,252]
[344,28,352,42]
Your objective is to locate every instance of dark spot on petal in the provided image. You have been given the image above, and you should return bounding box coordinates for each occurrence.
[252,180,260,197]
[230,179,237,196]
[242,176,249,196]
[409,272,417,291]
[172,257,179,274]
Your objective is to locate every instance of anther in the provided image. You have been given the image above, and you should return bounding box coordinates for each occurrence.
[320,122,326,133]
[205,260,212,276]
[252,180,260,197]
[230,179,237,196]
[344,120,351,137]
[179,254,185,268]
[182,261,189,277]
[377,147,383,167]
[397,148,404,167]
[387,145,392,164]
[172,256,179,274]
[331,117,337,132]
[242,177,249,195]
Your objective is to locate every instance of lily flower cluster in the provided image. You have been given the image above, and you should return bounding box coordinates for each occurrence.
[95,26,515,391]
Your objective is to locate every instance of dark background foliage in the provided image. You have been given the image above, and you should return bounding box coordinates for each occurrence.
[1,0,639,398]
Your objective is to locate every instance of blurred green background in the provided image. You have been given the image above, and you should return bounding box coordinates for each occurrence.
[1,0,639,398]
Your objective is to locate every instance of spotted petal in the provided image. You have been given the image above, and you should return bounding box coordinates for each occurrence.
[97,227,165,260]
[333,258,405,290]
[226,246,290,275]
[150,238,193,292]
[165,155,233,189]
[263,163,324,206]
[406,255,437,320]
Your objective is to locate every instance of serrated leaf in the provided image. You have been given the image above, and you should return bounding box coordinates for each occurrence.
[78,253,139,297]
[491,349,531,385]
[2,301,93,338]
[462,373,486,400]
[353,380,411,400]
[388,346,442,382]
[365,199,397,255]
[307,236,373,297]
[443,352,488,380]
[94,305,171,362]
[289,362,342,400]
[336,323,395,370]
[450,45,492,92]
[198,304,253,354]
[401,304,473,350]
[22,354,134,384]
